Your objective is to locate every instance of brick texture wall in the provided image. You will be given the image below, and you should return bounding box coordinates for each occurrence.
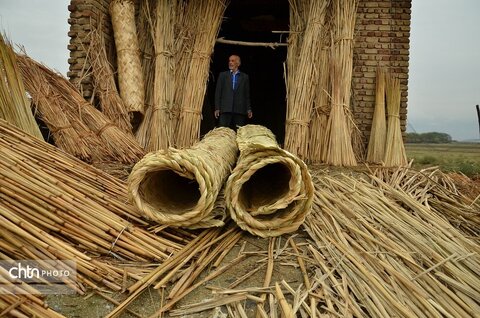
[67,0,411,139]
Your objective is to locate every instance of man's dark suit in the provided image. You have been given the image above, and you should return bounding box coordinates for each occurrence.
[215,70,251,129]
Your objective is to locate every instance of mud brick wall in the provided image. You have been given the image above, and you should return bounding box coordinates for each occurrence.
[353,0,411,141]
[67,0,412,139]
[67,0,114,100]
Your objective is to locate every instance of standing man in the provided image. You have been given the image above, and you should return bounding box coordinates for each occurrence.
[214,55,252,130]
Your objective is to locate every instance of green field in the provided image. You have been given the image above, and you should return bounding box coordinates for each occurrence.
[405,143,480,177]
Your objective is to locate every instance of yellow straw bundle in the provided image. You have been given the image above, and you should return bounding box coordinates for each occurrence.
[175,0,227,148]
[0,34,43,139]
[226,125,314,237]
[110,0,145,116]
[384,72,407,166]
[285,0,329,159]
[128,127,238,228]
[366,67,387,163]
[322,0,358,166]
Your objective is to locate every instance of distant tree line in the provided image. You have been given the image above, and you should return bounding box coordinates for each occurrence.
[406,132,453,143]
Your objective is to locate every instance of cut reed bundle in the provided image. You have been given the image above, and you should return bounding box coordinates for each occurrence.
[225,125,314,237]
[88,23,132,133]
[0,33,43,139]
[128,127,237,228]
[322,0,357,166]
[285,0,329,160]
[143,0,179,151]
[175,0,227,148]
[384,72,407,166]
[110,0,145,116]
[0,293,66,318]
[307,24,331,163]
[17,54,145,163]
[366,67,387,163]
[0,118,184,263]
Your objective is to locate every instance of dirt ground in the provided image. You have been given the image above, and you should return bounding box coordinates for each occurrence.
[46,232,309,318]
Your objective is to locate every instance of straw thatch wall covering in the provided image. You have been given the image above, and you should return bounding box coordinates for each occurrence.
[67,0,411,143]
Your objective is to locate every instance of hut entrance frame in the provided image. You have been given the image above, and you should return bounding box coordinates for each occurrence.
[203,0,290,144]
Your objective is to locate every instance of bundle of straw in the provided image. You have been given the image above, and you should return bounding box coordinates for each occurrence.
[366,67,387,163]
[17,54,145,163]
[307,25,331,163]
[88,24,132,133]
[17,55,102,161]
[322,0,357,166]
[109,0,145,116]
[0,33,43,139]
[174,0,227,148]
[285,0,329,159]
[0,294,66,318]
[384,72,407,166]
[225,125,314,237]
[141,0,179,151]
[128,127,237,228]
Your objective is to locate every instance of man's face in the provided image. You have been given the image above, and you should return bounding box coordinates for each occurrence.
[228,56,240,71]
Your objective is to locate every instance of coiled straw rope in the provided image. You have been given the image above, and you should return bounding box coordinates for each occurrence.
[226,125,314,237]
[128,127,237,228]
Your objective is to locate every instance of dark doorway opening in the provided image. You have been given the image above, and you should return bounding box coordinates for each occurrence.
[202,0,289,145]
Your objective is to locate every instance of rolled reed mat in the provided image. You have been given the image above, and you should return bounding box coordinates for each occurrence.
[110,0,145,115]
[128,127,237,228]
[226,125,314,237]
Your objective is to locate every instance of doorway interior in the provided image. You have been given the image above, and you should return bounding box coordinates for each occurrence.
[202,0,289,145]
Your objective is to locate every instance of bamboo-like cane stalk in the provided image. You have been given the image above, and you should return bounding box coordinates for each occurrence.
[0,33,43,140]
[384,72,407,166]
[110,0,145,116]
[366,67,387,163]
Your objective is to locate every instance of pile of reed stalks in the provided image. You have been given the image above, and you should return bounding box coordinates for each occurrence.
[87,23,132,133]
[17,54,144,163]
[304,169,480,317]
[175,0,227,148]
[384,72,408,166]
[285,0,329,160]
[109,0,145,117]
[321,0,358,166]
[0,119,184,264]
[0,33,43,140]
[225,125,314,237]
[128,127,237,229]
[0,293,66,318]
[366,67,387,163]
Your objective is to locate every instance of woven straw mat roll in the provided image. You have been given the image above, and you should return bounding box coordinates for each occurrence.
[110,0,145,115]
[225,125,314,237]
[128,127,237,229]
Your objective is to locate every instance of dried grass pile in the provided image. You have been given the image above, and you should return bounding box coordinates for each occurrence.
[17,54,144,163]
[109,0,145,117]
[128,127,238,229]
[384,72,408,166]
[321,0,358,166]
[226,125,314,237]
[366,67,387,163]
[0,33,43,139]
[284,0,329,160]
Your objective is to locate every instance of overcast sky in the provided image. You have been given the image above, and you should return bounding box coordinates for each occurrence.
[1,0,479,141]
